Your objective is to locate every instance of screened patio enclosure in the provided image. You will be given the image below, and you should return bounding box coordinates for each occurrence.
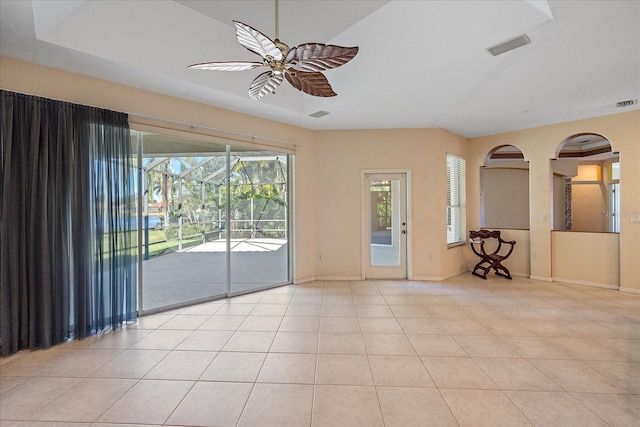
[132,131,290,312]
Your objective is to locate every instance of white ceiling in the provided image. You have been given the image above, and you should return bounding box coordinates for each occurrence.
[1,0,638,138]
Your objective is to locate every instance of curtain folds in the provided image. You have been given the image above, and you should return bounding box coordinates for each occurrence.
[1,90,137,356]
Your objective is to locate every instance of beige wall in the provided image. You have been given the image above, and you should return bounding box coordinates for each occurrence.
[552,231,619,288]
[313,128,468,280]
[468,111,640,292]
[481,168,530,229]
[571,184,608,232]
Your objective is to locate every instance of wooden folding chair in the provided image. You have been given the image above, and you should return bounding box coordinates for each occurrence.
[469,230,516,280]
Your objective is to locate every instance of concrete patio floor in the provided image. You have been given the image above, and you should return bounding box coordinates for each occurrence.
[141,238,289,311]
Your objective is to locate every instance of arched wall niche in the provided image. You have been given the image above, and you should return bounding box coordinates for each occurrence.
[551,133,619,232]
[480,145,530,229]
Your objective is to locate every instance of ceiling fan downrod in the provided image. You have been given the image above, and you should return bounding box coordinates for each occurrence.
[275,0,280,41]
[272,0,291,63]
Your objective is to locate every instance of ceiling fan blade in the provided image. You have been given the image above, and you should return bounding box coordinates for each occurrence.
[249,71,284,100]
[188,61,265,71]
[234,21,282,61]
[285,71,336,97]
[285,44,358,72]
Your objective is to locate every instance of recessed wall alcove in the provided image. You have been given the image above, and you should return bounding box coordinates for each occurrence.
[480,145,530,230]
[477,145,530,278]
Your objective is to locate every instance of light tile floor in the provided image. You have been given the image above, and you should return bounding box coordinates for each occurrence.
[1,275,639,426]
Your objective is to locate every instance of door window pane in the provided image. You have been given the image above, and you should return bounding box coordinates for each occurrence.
[370,180,392,246]
[370,178,401,267]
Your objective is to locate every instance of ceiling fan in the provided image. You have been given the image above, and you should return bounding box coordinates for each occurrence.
[188,0,359,100]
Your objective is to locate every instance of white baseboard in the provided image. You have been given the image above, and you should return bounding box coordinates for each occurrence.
[619,286,640,294]
[529,275,553,282]
[411,276,444,281]
[511,272,530,278]
[552,277,618,290]
[315,276,363,281]
[293,276,316,285]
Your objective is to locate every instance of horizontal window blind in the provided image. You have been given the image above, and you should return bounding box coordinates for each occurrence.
[446,154,466,245]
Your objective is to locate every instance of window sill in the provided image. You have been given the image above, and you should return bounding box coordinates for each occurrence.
[447,242,466,249]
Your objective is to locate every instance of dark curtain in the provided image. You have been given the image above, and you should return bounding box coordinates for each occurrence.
[0,90,137,356]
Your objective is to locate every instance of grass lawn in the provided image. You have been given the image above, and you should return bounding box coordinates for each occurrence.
[143,229,201,258]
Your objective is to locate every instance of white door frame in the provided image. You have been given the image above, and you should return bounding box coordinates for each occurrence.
[361,169,412,280]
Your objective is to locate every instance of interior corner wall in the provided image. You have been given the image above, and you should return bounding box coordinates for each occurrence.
[313,128,468,281]
[0,56,318,284]
[289,136,318,283]
[468,110,640,292]
[571,183,608,232]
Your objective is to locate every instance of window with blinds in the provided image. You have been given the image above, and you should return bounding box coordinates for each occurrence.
[446,154,466,246]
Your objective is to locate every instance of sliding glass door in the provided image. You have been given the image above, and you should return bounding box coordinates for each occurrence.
[132,131,290,312]
[229,150,289,294]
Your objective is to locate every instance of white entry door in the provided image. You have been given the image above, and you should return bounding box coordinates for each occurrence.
[363,173,408,279]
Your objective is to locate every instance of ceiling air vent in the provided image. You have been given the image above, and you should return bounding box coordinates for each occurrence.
[616,99,637,108]
[309,110,330,118]
[488,34,531,56]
